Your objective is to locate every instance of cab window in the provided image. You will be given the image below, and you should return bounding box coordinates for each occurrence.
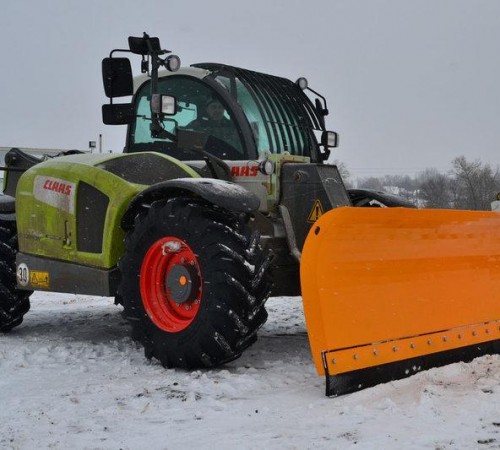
[215,72,317,159]
[130,76,246,160]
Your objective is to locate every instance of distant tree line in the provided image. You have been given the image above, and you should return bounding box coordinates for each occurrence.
[341,156,500,210]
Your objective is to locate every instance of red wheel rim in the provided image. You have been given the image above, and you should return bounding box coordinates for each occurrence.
[140,236,202,332]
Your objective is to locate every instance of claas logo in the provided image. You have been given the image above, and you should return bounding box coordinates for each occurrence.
[43,179,73,196]
[231,165,259,177]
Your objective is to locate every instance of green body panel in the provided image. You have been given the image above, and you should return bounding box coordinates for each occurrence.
[16,152,199,269]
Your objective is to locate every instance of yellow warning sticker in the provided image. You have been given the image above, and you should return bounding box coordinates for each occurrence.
[307,199,325,223]
[30,271,50,288]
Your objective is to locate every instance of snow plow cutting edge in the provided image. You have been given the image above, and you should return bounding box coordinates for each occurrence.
[300,207,500,396]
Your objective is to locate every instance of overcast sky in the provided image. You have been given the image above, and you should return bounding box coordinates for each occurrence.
[1,0,499,178]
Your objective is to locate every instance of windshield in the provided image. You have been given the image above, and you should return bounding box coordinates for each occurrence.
[130,76,246,160]
[212,67,321,159]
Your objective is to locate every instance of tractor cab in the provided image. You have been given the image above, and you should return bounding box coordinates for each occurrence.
[102,33,338,165]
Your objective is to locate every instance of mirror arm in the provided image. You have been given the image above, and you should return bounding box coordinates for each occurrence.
[146,35,169,142]
[150,122,176,141]
[109,48,131,58]
[319,148,331,161]
[307,86,329,116]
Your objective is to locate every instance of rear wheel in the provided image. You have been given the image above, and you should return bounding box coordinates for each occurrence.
[0,223,31,332]
[118,197,271,369]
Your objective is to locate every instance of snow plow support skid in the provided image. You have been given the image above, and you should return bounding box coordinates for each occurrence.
[301,207,500,396]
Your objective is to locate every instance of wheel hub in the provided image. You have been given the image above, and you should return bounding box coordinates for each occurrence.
[165,264,200,304]
[140,236,203,332]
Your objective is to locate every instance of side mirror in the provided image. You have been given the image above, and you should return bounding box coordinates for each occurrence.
[319,131,338,161]
[321,131,338,148]
[102,103,135,125]
[102,58,133,98]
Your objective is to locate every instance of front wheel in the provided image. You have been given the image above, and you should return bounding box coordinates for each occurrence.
[118,197,271,369]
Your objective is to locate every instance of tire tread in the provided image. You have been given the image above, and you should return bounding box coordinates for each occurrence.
[118,197,271,369]
[0,223,31,332]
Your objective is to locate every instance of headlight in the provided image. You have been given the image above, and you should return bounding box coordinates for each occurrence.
[259,159,275,175]
[165,55,181,72]
[296,77,308,90]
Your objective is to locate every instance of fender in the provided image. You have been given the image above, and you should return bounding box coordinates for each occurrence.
[122,177,260,230]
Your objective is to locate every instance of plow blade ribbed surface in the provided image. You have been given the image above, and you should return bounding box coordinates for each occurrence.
[300,207,500,396]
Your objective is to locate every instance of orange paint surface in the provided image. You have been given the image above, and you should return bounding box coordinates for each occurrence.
[300,207,500,376]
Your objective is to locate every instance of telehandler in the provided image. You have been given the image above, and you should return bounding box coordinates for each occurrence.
[1,34,498,395]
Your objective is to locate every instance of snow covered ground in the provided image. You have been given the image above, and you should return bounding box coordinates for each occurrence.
[1,292,499,450]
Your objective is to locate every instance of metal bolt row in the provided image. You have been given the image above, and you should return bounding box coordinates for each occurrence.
[331,325,499,364]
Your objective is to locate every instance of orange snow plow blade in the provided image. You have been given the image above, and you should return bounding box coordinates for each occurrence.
[300,207,500,396]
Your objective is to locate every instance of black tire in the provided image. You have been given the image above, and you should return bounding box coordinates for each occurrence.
[118,197,272,369]
[0,223,31,332]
